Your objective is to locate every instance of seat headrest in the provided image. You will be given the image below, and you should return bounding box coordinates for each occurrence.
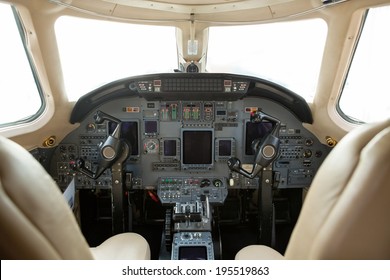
[285,119,390,259]
[0,136,93,259]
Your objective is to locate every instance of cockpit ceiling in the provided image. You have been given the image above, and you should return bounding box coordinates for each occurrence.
[48,0,348,22]
[154,0,281,4]
[101,0,296,13]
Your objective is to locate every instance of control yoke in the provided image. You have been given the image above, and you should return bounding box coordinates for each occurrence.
[77,111,128,179]
[227,110,281,179]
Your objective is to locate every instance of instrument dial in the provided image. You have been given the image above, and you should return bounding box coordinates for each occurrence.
[86,123,96,133]
[143,139,159,154]
[213,179,223,188]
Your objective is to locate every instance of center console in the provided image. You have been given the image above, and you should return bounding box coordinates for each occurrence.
[157,176,228,260]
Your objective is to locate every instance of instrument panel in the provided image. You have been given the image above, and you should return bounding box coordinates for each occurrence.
[50,97,331,192]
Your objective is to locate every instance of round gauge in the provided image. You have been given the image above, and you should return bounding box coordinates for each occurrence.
[86,123,96,133]
[186,62,199,73]
[143,139,159,154]
[213,179,223,188]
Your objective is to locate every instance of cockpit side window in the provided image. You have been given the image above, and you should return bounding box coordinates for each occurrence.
[338,5,390,123]
[0,3,44,128]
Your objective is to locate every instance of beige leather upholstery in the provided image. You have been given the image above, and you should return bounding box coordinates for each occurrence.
[90,233,150,259]
[235,245,285,260]
[0,135,150,260]
[236,119,390,260]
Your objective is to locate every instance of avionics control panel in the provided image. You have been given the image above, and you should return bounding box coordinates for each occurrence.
[50,98,331,192]
[171,232,214,260]
[157,177,228,205]
[48,74,332,194]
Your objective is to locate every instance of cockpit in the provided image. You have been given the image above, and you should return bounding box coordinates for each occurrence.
[29,73,332,260]
[0,0,389,265]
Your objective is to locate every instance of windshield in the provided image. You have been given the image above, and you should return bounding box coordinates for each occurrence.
[207,19,328,102]
[55,16,178,101]
[56,16,327,103]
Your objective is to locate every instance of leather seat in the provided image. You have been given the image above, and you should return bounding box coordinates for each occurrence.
[236,119,390,260]
[0,135,150,260]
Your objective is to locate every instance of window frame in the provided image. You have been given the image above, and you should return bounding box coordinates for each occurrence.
[336,10,368,125]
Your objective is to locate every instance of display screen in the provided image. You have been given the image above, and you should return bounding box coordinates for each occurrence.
[144,120,158,134]
[218,139,232,156]
[164,139,177,156]
[245,121,273,155]
[109,121,139,156]
[182,130,213,165]
[178,246,207,260]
